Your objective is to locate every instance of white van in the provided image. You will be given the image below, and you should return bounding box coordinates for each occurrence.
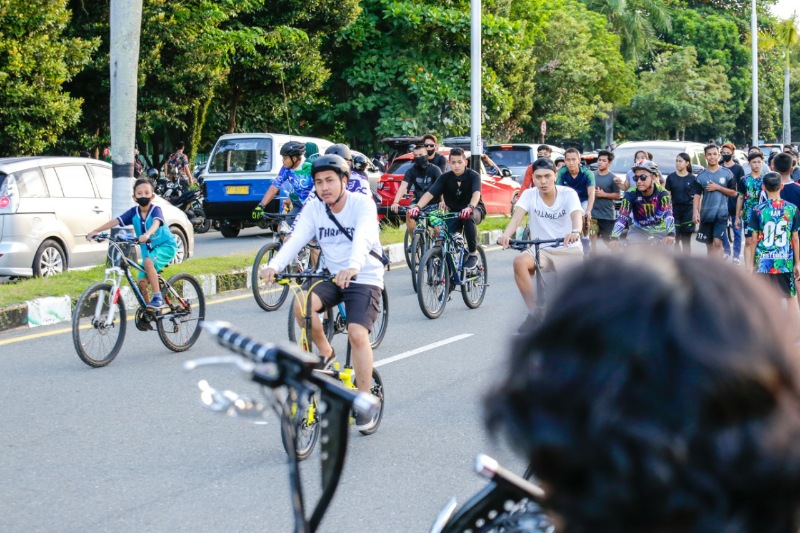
[201,133,332,238]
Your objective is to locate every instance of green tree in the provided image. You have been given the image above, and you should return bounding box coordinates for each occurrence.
[0,0,96,155]
[775,13,799,144]
[621,47,731,140]
[582,0,671,65]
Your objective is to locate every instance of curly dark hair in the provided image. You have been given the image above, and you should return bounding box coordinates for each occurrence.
[486,253,800,533]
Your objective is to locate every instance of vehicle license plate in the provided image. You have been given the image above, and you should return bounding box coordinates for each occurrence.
[226,185,249,195]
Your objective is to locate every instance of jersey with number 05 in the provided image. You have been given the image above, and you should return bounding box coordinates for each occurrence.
[747,199,800,274]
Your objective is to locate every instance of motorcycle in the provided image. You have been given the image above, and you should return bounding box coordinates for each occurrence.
[158,171,214,234]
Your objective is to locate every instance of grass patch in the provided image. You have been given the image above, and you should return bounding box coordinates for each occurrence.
[0,220,511,309]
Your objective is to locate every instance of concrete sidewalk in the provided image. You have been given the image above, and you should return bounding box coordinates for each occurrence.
[0,230,503,333]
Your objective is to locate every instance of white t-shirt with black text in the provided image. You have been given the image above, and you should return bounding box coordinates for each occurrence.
[268,192,384,288]
[516,185,582,249]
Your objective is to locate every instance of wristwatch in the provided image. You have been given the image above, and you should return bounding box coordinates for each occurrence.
[467,204,475,209]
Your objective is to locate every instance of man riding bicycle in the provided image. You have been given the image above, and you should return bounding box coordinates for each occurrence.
[260,154,384,432]
[610,161,675,247]
[408,148,484,269]
[391,144,442,235]
[497,157,583,332]
[252,141,312,222]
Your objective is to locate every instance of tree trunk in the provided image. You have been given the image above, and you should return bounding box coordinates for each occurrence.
[227,89,240,134]
[109,0,142,218]
[783,63,792,145]
[188,96,213,170]
[604,107,616,149]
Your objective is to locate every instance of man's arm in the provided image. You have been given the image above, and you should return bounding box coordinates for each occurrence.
[611,196,631,240]
[692,192,702,225]
[267,206,317,272]
[584,169,596,215]
[497,204,528,248]
[348,199,381,272]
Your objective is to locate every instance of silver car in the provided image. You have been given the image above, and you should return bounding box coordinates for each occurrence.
[0,157,194,277]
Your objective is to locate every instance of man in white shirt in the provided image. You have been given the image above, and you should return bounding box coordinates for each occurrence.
[497,158,584,332]
[260,154,384,432]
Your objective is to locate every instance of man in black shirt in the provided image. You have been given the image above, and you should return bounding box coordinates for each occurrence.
[423,134,449,173]
[409,148,483,269]
[391,144,442,233]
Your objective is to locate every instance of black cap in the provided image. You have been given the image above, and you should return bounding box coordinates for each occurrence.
[762,171,782,189]
[531,157,555,171]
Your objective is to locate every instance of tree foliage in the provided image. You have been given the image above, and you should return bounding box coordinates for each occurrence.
[0,0,96,155]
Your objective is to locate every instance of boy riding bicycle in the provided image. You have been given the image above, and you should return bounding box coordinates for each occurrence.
[87,178,178,309]
[260,154,384,432]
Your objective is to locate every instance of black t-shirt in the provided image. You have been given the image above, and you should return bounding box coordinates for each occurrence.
[429,152,449,174]
[724,163,745,215]
[665,172,695,206]
[403,163,442,202]
[427,168,481,211]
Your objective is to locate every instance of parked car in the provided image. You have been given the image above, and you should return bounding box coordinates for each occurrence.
[200,133,332,238]
[609,141,707,182]
[375,147,520,225]
[0,157,194,277]
[484,144,565,183]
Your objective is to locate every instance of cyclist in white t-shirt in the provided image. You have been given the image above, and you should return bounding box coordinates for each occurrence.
[498,157,584,331]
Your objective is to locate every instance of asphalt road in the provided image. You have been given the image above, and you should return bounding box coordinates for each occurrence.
[192,226,276,259]
[0,248,533,532]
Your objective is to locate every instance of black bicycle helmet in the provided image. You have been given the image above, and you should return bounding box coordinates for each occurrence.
[325,143,352,161]
[352,154,369,172]
[280,141,306,158]
[311,154,350,179]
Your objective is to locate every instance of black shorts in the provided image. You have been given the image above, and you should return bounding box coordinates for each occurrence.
[755,272,796,298]
[696,218,727,243]
[673,205,695,234]
[311,280,382,331]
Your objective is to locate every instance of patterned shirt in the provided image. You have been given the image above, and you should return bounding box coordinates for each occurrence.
[272,161,314,204]
[347,171,371,196]
[737,173,763,225]
[612,188,675,239]
[747,199,800,274]
[167,151,189,173]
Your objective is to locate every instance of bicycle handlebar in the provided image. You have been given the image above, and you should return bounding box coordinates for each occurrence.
[195,320,378,416]
[508,238,563,251]
[274,272,356,284]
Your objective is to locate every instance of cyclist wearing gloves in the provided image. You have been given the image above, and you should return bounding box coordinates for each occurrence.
[391,144,442,233]
[497,157,583,332]
[408,148,484,269]
[260,155,384,432]
[325,143,371,197]
[610,161,675,246]
[252,141,312,222]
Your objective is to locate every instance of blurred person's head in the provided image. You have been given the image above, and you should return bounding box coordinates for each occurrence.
[537,145,552,158]
[564,148,581,173]
[675,152,691,174]
[597,150,614,172]
[554,156,565,171]
[748,151,764,175]
[486,253,800,533]
[774,153,793,177]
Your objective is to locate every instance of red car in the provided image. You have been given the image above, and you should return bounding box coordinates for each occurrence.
[376,148,520,224]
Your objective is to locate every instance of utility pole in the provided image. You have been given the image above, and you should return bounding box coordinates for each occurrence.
[470,0,482,171]
[109,0,143,221]
[751,0,759,148]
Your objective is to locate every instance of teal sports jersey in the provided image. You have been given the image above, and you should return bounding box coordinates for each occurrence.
[747,199,800,274]
[737,173,763,224]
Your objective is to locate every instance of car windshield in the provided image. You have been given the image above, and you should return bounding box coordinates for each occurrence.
[485,148,531,167]
[208,138,272,173]
[610,146,686,175]
[387,159,413,176]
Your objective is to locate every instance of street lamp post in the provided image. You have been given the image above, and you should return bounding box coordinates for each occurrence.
[470,0,482,171]
[751,0,759,148]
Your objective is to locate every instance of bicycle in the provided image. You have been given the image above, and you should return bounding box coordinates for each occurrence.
[400,205,446,293]
[276,271,385,460]
[185,320,380,533]
[415,212,488,319]
[507,238,564,314]
[252,212,316,312]
[72,233,206,367]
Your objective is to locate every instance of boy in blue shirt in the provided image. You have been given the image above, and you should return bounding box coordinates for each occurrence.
[88,178,178,309]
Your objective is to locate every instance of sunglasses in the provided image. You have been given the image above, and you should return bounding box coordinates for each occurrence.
[635,174,650,181]
[424,143,435,148]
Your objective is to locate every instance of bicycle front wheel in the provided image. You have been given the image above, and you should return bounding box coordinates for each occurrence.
[461,245,488,309]
[417,246,450,319]
[157,273,206,352]
[403,227,413,268]
[72,283,126,367]
[279,391,320,461]
[252,242,290,312]
[355,369,385,435]
[368,287,389,349]
[409,232,425,293]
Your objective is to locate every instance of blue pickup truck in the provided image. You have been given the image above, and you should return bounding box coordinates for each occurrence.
[201,133,332,238]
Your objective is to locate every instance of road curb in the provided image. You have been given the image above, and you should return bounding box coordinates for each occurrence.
[0,233,500,334]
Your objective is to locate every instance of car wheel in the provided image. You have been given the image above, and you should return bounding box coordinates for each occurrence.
[220,225,240,238]
[33,239,66,277]
[170,226,187,264]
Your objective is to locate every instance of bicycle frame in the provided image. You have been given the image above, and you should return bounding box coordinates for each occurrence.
[509,238,563,309]
[93,240,152,326]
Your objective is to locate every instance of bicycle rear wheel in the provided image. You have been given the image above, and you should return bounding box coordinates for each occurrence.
[72,283,126,367]
[461,246,488,309]
[355,368,385,435]
[279,391,320,461]
[287,303,335,350]
[368,287,389,349]
[417,246,450,319]
[157,273,206,352]
[252,242,290,312]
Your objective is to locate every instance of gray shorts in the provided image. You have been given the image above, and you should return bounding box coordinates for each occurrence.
[311,281,382,331]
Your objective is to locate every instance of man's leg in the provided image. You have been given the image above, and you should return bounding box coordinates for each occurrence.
[721,221,731,257]
[293,291,334,358]
[732,215,742,261]
[347,323,373,394]
[513,252,538,312]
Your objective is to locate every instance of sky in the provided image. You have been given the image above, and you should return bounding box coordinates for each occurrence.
[770,0,798,21]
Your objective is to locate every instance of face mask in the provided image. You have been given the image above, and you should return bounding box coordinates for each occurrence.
[136,197,151,207]
[414,156,428,167]
[426,149,435,157]
[721,154,732,163]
